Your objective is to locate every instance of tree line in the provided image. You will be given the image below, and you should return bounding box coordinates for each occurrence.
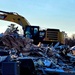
[65,34,75,47]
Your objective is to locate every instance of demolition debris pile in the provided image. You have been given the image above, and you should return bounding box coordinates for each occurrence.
[0,24,75,75]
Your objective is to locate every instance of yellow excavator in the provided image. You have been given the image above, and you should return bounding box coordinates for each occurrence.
[0,10,65,45]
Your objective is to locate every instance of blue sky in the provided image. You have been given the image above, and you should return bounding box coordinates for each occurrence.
[0,0,75,37]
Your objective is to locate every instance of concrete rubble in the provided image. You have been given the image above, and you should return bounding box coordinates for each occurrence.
[0,25,75,75]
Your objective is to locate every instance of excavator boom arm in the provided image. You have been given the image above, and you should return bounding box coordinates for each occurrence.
[0,10,30,28]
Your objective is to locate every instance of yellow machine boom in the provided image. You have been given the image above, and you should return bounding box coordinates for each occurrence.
[0,10,30,28]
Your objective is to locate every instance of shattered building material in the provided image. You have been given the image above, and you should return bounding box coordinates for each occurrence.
[0,25,75,75]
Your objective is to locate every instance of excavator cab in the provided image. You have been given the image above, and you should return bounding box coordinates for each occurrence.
[24,26,39,38]
[24,26,46,44]
[24,26,39,44]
